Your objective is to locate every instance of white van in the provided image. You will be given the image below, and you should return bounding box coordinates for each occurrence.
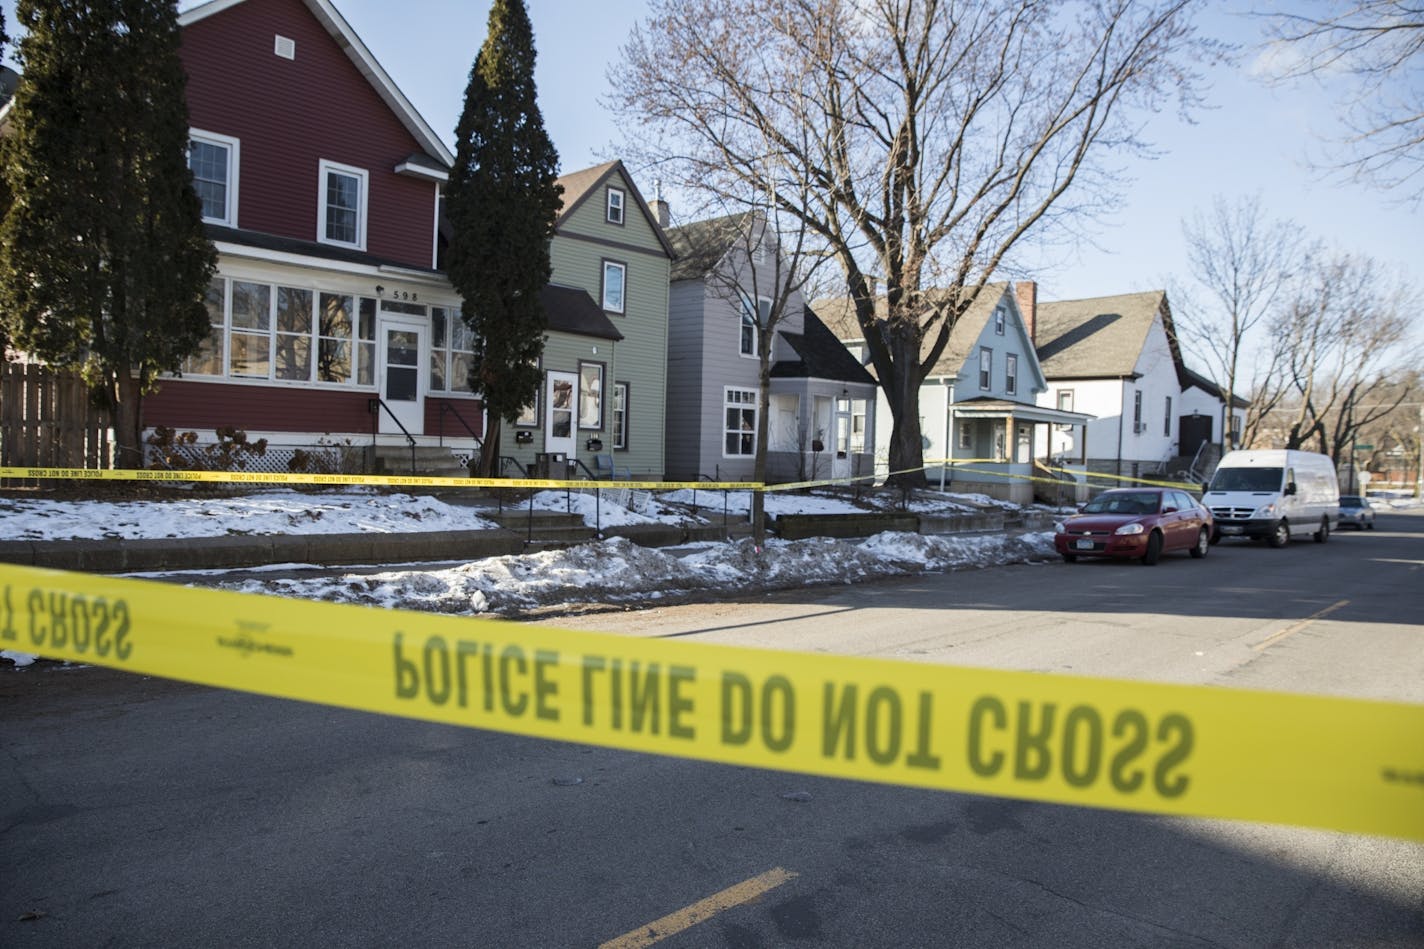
[1204,449,1340,547]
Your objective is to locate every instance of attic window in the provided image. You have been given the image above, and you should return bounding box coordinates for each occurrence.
[274,35,295,60]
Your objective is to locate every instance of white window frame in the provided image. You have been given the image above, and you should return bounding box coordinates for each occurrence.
[723,386,758,458]
[1005,352,1018,395]
[601,260,626,314]
[318,159,369,250]
[1056,388,1074,431]
[606,187,625,225]
[1132,389,1143,434]
[612,381,629,449]
[994,306,1006,335]
[740,293,769,358]
[979,347,992,390]
[189,129,239,227]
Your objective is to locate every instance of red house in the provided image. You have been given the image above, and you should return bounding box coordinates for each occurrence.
[145,0,476,472]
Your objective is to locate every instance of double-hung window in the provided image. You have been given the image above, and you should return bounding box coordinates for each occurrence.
[602,260,626,313]
[579,362,605,429]
[430,307,475,394]
[979,347,992,390]
[724,387,757,456]
[319,160,368,249]
[1005,353,1018,395]
[740,293,768,357]
[1164,396,1173,436]
[189,130,239,226]
[994,306,1006,335]
[612,382,629,449]
[1132,389,1143,433]
[606,187,625,225]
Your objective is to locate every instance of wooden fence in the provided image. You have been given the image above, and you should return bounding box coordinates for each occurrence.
[0,360,112,470]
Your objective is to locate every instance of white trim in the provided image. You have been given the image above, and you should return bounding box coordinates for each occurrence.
[394,160,449,183]
[606,187,625,224]
[317,159,369,251]
[189,128,240,227]
[179,0,455,168]
[601,260,626,313]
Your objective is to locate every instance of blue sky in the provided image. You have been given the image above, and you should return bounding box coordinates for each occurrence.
[3,0,1419,310]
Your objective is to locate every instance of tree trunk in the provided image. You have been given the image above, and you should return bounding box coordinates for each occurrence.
[882,329,928,488]
[478,417,502,478]
[109,370,146,469]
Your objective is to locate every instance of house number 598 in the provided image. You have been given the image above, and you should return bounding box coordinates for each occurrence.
[391,290,418,301]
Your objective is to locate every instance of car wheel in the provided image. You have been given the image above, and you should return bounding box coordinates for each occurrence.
[1367,520,1375,530]
[1313,518,1329,543]
[1268,520,1290,548]
[1141,531,1163,565]
[1189,527,1209,558]
[1061,552,1077,563]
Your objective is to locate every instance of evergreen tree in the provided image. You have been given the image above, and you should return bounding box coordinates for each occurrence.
[0,0,216,466]
[445,0,561,476]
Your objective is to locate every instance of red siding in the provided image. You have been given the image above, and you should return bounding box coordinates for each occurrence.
[146,380,376,433]
[181,0,438,268]
[146,382,486,441]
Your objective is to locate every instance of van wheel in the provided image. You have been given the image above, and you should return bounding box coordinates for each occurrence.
[1268,520,1290,548]
[1313,518,1330,543]
[1142,531,1163,565]
[1189,528,1209,558]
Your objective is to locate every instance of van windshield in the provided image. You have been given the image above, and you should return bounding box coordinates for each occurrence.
[1210,467,1282,492]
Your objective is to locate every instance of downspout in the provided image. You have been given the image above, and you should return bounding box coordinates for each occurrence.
[1116,380,1126,480]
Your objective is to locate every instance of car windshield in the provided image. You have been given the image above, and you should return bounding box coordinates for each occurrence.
[1209,467,1282,492]
[1340,496,1363,506]
[1081,492,1160,515]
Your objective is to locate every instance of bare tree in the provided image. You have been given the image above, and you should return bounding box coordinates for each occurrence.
[1173,194,1306,450]
[611,0,1217,486]
[1259,1,1424,203]
[1266,251,1418,458]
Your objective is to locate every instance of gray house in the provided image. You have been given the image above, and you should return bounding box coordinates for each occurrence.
[664,213,877,483]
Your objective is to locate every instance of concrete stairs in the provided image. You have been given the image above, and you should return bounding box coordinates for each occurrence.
[369,445,472,478]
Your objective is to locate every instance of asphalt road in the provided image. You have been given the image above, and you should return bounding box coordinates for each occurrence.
[3,510,1422,947]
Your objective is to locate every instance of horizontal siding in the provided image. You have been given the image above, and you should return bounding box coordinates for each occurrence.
[664,282,706,479]
[182,0,436,267]
[145,378,375,435]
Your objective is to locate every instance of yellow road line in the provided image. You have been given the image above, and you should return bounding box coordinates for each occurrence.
[1253,600,1350,652]
[599,867,798,949]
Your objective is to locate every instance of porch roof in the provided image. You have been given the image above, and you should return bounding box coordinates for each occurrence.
[541,284,624,341]
[951,397,1094,426]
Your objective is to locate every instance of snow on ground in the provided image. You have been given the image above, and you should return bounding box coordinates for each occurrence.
[0,485,1056,656]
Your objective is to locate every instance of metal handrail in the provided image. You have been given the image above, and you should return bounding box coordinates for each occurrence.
[437,400,482,449]
[368,398,417,475]
[570,457,599,480]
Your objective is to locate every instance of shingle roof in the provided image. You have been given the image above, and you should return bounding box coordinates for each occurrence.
[540,284,623,341]
[666,213,755,281]
[811,284,1013,379]
[1034,291,1168,380]
[770,309,877,385]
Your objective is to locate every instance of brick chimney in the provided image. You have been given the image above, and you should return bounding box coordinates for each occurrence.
[1014,280,1038,344]
[649,179,670,228]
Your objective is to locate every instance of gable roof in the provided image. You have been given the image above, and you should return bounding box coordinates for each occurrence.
[554,159,677,258]
[179,0,453,169]
[541,284,623,341]
[771,309,877,385]
[811,283,1018,379]
[1034,291,1175,381]
[1183,366,1251,408]
[667,212,757,281]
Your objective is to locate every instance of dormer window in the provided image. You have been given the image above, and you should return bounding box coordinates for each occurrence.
[606,187,625,225]
[189,129,239,226]
[319,160,367,250]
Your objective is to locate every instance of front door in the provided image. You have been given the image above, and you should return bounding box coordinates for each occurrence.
[377,316,425,435]
[545,370,576,458]
[1180,413,1213,458]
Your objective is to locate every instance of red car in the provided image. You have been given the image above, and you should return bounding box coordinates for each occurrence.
[1054,487,1214,565]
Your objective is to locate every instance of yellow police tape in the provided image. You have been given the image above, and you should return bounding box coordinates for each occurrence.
[0,466,758,492]
[3,562,1420,842]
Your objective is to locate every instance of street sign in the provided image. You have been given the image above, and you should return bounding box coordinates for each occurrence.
[1355,443,1374,451]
